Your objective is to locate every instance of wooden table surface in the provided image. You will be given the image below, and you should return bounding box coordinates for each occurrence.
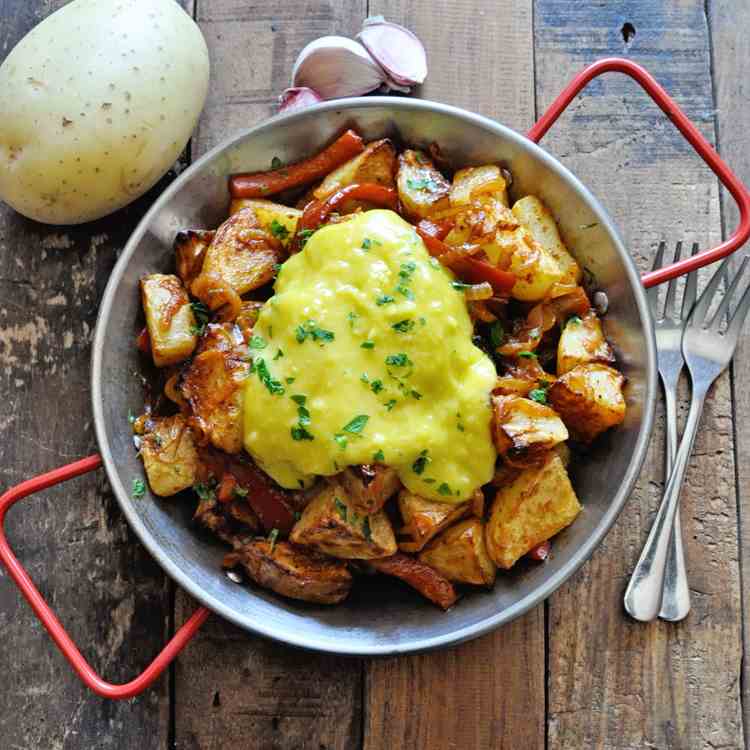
[1,1,749,748]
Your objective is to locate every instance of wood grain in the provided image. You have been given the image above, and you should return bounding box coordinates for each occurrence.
[707,1,750,745]
[361,3,544,750]
[171,4,367,750]
[534,1,744,747]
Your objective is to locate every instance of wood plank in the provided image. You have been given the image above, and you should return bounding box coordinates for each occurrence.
[172,3,367,750]
[362,3,543,750]
[707,0,750,744]
[0,1,180,748]
[534,2,744,747]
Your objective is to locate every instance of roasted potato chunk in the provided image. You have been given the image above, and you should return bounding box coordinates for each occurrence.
[290,482,397,559]
[226,540,352,605]
[140,274,198,367]
[507,230,566,302]
[397,489,470,552]
[557,311,615,375]
[192,207,283,306]
[449,165,508,207]
[492,394,568,464]
[174,229,214,288]
[485,453,581,568]
[512,196,581,284]
[548,363,626,443]
[314,139,397,201]
[396,149,450,220]
[228,198,301,249]
[419,518,496,587]
[140,414,199,496]
[181,323,250,453]
[370,553,457,610]
[339,464,401,514]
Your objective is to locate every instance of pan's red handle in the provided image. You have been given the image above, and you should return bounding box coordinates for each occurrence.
[0,455,210,700]
[527,57,750,288]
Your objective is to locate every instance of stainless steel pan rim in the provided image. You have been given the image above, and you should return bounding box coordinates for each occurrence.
[91,96,657,656]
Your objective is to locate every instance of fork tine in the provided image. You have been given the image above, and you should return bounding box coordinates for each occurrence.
[663,242,683,319]
[707,256,750,331]
[724,258,750,342]
[690,256,733,324]
[681,243,700,319]
[646,242,666,311]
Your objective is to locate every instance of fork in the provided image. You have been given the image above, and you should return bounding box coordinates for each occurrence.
[646,241,698,622]
[624,254,750,621]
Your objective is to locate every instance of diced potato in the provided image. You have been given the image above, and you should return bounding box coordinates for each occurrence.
[339,464,402,514]
[491,394,569,463]
[397,489,470,552]
[140,414,199,497]
[181,323,250,453]
[450,165,508,207]
[512,196,581,284]
[396,149,451,220]
[235,300,264,341]
[225,540,352,605]
[444,194,518,251]
[485,453,581,568]
[140,274,198,367]
[314,139,397,201]
[508,231,566,302]
[557,311,615,375]
[419,518,496,586]
[228,198,301,248]
[369,553,457,609]
[290,482,397,559]
[191,207,283,306]
[174,229,214,288]
[548,363,626,443]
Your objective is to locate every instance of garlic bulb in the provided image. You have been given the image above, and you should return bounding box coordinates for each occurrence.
[358,17,427,87]
[292,36,386,99]
[278,87,323,113]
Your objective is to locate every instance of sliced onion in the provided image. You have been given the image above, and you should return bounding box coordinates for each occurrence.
[464,281,494,301]
[358,17,427,87]
[278,87,322,113]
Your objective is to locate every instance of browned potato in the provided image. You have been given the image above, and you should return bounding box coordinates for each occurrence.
[193,492,237,545]
[314,139,397,202]
[370,553,457,610]
[397,489,470,552]
[140,274,198,367]
[181,323,250,453]
[174,229,214,288]
[290,481,397,559]
[419,518,496,586]
[557,311,615,375]
[226,540,352,605]
[339,464,402,514]
[548,363,626,443]
[228,198,301,249]
[191,208,283,307]
[139,414,199,497]
[396,149,451,220]
[485,452,581,569]
[492,394,568,464]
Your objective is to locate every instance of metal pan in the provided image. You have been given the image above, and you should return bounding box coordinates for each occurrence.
[2,58,748,699]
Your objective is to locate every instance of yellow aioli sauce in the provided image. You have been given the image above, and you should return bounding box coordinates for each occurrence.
[242,210,497,503]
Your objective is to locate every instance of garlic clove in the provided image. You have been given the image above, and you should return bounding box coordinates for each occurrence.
[292,36,386,100]
[358,18,427,87]
[278,87,323,113]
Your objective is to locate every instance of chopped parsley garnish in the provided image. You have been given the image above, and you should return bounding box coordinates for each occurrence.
[361,340,375,349]
[293,510,302,521]
[255,358,285,395]
[406,177,438,191]
[392,319,415,333]
[360,373,370,385]
[384,399,397,411]
[297,228,316,248]
[370,379,384,394]
[411,390,422,400]
[248,334,267,350]
[568,315,582,326]
[233,486,249,498]
[437,482,453,496]
[193,482,216,502]
[373,449,385,462]
[412,449,430,475]
[268,528,279,552]
[190,301,210,336]
[451,281,472,291]
[295,320,335,344]
[362,516,372,542]
[490,321,505,348]
[376,294,395,305]
[400,261,417,278]
[273,348,284,360]
[291,394,306,405]
[518,351,537,359]
[334,497,348,521]
[385,353,412,367]
[297,405,311,426]
[348,312,358,328]
[269,219,289,240]
[529,388,548,405]
[334,434,347,450]
[271,156,282,169]
[361,238,372,250]
[291,425,314,441]
[132,478,146,500]
[396,285,415,300]
[423,478,436,484]
[342,414,369,434]
[286,377,296,384]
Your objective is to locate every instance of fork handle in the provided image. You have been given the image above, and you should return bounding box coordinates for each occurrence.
[624,385,707,621]
[657,385,691,621]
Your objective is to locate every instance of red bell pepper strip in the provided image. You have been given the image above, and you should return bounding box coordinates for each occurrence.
[527,540,551,561]
[136,326,151,354]
[228,460,296,535]
[299,183,399,231]
[229,129,365,198]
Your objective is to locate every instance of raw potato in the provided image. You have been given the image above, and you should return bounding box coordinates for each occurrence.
[0,0,209,224]
[557,311,615,375]
[548,363,626,443]
[140,415,199,497]
[485,453,582,569]
[228,199,301,248]
[396,149,451,219]
[419,518,496,586]
[140,274,197,367]
[512,196,582,283]
[397,489,470,552]
[313,139,397,200]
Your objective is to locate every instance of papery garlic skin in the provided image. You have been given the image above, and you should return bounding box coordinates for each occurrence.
[358,18,427,87]
[278,87,323,113]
